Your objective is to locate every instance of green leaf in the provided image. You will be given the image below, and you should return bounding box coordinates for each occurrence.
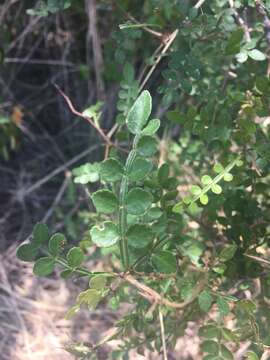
[77,289,101,309]
[245,351,260,360]
[219,244,237,262]
[151,251,177,273]
[100,158,124,182]
[158,163,169,185]
[248,49,266,61]
[32,223,50,247]
[190,185,202,196]
[72,163,100,184]
[65,305,80,320]
[200,194,209,205]
[90,221,120,247]
[223,173,233,182]
[127,224,154,248]
[91,189,118,214]
[213,163,224,173]
[16,243,38,262]
[137,136,157,156]
[142,118,160,135]
[211,184,222,194]
[60,269,73,279]
[188,202,201,214]
[201,340,219,355]
[89,275,107,290]
[221,328,239,343]
[237,299,256,313]
[236,51,248,63]
[67,247,84,268]
[33,257,55,276]
[146,207,163,220]
[220,345,233,360]
[49,233,66,256]
[217,296,230,317]
[128,157,152,181]
[199,325,220,339]
[172,202,184,214]
[226,28,243,55]
[235,159,243,167]
[126,188,153,215]
[123,62,134,82]
[198,290,213,312]
[126,90,152,134]
[201,175,212,185]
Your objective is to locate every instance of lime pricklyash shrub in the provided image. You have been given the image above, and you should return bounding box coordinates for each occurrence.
[16,89,267,360]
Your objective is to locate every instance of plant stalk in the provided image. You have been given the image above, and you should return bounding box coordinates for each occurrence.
[118,134,140,269]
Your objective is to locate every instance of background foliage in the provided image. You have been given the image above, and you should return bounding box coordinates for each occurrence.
[1,0,270,359]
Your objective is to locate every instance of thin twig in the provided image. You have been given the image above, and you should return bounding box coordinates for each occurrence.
[54,84,113,146]
[138,29,179,93]
[228,0,251,42]
[159,308,168,360]
[85,0,105,99]
[42,172,71,223]
[244,253,270,267]
[125,13,163,38]
[121,272,208,309]
[25,144,100,195]
[194,0,207,9]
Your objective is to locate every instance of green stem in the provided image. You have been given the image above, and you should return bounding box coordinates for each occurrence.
[119,134,140,269]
